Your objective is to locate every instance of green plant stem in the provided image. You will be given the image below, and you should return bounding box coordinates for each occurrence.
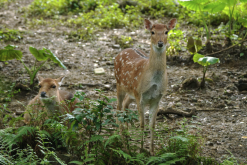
[199,7,210,41]
[20,60,31,77]
[228,2,236,37]
[30,61,46,85]
[201,65,208,88]
[34,59,37,72]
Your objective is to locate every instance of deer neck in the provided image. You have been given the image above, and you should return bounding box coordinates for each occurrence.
[147,44,167,72]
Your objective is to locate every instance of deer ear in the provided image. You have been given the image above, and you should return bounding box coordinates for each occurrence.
[144,19,152,31]
[167,18,177,30]
[56,76,65,86]
[37,75,44,83]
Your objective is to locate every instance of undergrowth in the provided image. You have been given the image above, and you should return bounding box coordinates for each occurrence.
[0,29,22,42]
[0,89,241,164]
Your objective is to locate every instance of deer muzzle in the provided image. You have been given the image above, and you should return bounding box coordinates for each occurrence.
[40,91,47,98]
[158,41,164,48]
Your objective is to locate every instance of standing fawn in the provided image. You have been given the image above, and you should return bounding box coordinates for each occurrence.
[24,76,78,125]
[114,18,177,155]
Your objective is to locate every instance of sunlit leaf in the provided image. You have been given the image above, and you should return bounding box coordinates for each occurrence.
[193,53,204,63]
[223,0,237,6]
[43,48,67,70]
[240,53,244,57]
[203,2,226,13]
[179,0,208,11]
[0,45,22,61]
[198,56,220,66]
[239,18,247,28]
[29,46,48,61]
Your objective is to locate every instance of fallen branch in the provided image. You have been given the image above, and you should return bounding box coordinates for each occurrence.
[206,39,247,56]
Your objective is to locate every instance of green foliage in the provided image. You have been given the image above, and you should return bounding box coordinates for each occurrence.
[66,27,95,42]
[167,29,186,55]
[0,89,238,164]
[186,37,202,54]
[179,0,220,42]
[67,3,129,29]
[0,127,65,164]
[0,82,20,102]
[193,53,220,88]
[0,45,22,61]
[193,54,220,66]
[0,45,66,85]
[113,35,133,49]
[27,0,99,17]
[0,29,22,42]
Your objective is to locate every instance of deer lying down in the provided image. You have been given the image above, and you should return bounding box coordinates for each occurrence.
[24,76,78,125]
[114,18,177,155]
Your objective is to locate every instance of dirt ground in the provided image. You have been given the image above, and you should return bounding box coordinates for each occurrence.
[0,1,247,164]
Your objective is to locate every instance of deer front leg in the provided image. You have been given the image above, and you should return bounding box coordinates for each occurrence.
[149,95,162,155]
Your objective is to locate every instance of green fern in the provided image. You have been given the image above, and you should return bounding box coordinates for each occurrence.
[146,153,185,165]
[104,134,121,148]
[111,148,145,164]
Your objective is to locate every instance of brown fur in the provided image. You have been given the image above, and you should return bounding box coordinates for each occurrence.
[114,18,177,155]
[24,76,78,125]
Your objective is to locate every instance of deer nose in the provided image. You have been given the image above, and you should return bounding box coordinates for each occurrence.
[158,41,163,47]
[40,91,46,97]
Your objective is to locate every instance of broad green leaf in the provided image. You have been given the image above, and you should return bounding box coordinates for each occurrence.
[0,45,22,61]
[193,53,204,63]
[203,2,226,13]
[240,53,244,57]
[43,48,67,70]
[240,0,247,2]
[118,117,124,123]
[4,45,16,50]
[223,0,237,6]
[179,0,208,11]
[239,18,247,27]
[198,56,220,66]
[29,46,48,61]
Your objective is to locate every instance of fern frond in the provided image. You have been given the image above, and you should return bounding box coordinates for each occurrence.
[104,134,121,148]
[84,135,104,144]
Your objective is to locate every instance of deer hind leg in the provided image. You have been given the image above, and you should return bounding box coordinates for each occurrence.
[116,86,126,131]
[136,97,145,150]
[149,95,162,156]
[122,95,134,129]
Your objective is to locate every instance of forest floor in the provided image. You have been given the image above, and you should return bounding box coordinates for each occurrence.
[0,0,247,164]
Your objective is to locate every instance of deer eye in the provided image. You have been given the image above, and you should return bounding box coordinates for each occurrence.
[52,85,56,88]
[151,31,155,35]
[38,85,41,88]
[165,31,169,35]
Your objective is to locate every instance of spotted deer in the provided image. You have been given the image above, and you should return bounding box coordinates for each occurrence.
[24,76,78,125]
[114,18,177,155]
